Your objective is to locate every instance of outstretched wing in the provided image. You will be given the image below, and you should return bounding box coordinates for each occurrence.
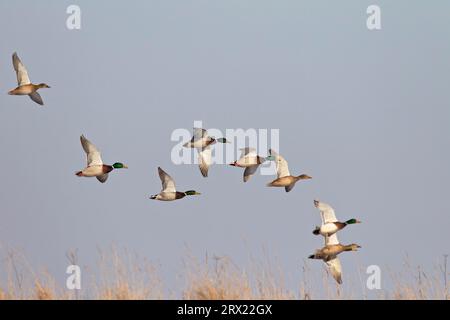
[239,147,257,158]
[13,52,31,86]
[243,164,259,182]
[236,148,259,166]
[314,200,338,224]
[326,258,343,284]
[96,174,109,183]
[80,135,103,167]
[158,167,176,193]
[269,149,290,178]
[29,92,44,105]
[325,233,339,246]
[198,147,212,177]
[285,183,296,193]
[192,128,207,142]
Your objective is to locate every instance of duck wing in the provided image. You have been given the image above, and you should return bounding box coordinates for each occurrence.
[192,127,207,142]
[158,167,176,193]
[315,200,338,224]
[243,164,259,182]
[240,147,257,158]
[198,146,211,177]
[325,233,339,246]
[326,257,343,284]
[80,135,103,167]
[237,148,258,166]
[12,52,31,86]
[96,174,109,183]
[285,183,296,193]
[29,92,44,105]
[269,149,290,178]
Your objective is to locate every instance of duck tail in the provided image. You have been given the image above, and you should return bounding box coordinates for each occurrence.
[308,254,316,259]
[75,171,83,177]
[312,226,320,235]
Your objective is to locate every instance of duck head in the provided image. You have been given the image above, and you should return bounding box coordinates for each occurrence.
[216,137,230,143]
[184,190,201,196]
[112,162,128,169]
[345,218,362,225]
[37,83,51,89]
[346,244,361,251]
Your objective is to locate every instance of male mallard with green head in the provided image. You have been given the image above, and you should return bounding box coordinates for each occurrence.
[183,128,229,178]
[266,149,312,192]
[312,200,361,236]
[75,135,128,183]
[150,167,201,201]
[8,52,50,106]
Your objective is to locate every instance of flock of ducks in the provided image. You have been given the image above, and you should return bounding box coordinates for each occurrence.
[7,52,362,285]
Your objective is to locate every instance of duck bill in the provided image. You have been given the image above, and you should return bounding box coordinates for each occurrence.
[123,165,129,169]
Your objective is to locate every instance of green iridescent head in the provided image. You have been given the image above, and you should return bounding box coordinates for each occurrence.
[345,218,361,224]
[184,190,201,196]
[217,138,230,143]
[112,162,128,169]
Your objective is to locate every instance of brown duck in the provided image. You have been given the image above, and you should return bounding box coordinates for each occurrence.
[8,52,50,106]
[266,149,312,192]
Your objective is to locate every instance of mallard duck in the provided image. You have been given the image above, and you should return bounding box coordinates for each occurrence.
[75,135,128,183]
[229,148,268,182]
[150,167,201,201]
[308,232,361,284]
[266,149,312,192]
[8,52,50,106]
[312,200,361,236]
[183,128,229,177]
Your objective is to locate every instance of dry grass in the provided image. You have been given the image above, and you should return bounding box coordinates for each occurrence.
[182,252,295,299]
[0,247,447,300]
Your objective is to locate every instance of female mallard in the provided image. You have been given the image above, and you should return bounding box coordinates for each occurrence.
[229,148,268,182]
[183,128,229,178]
[308,232,361,284]
[266,149,312,192]
[312,200,361,236]
[8,52,50,106]
[75,135,128,183]
[150,167,201,201]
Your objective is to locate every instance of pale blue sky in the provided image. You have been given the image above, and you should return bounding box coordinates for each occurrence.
[0,1,449,298]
